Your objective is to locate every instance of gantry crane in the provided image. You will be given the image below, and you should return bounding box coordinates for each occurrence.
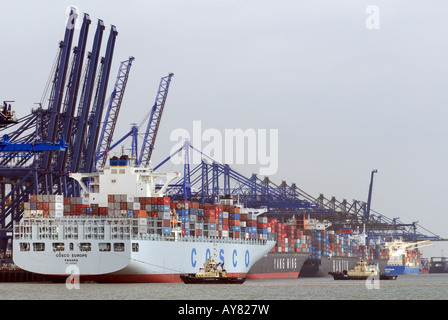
[136,73,174,167]
[0,8,121,259]
[95,57,134,170]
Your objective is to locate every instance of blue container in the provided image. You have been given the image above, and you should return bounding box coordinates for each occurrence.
[86,207,93,214]
[163,227,171,235]
[258,228,268,234]
[190,208,198,215]
[229,213,240,220]
[198,209,204,217]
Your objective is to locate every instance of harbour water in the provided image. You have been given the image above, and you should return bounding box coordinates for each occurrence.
[1,274,447,300]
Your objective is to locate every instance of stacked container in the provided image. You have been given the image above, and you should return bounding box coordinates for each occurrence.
[24,194,64,218]
[22,195,390,263]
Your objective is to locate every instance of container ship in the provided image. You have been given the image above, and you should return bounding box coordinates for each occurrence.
[247,218,310,279]
[429,257,448,273]
[299,224,389,277]
[383,239,430,275]
[13,156,275,283]
[248,217,389,278]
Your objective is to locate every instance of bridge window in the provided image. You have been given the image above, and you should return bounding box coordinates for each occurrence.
[33,243,45,252]
[114,243,125,252]
[52,243,65,252]
[99,243,111,252]
[79,243,91,252]
[20,243,30,251]
[132,243,139,252]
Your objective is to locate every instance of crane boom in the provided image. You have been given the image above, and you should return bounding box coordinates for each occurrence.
[95,56,134,169]
[137,73,174,167]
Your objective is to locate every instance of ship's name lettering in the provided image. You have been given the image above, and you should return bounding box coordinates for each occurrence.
[273,258,297,270]
[55,253,87,258]
[191,248,250,268]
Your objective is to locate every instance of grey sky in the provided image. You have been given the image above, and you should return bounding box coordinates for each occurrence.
[1,0,447,257]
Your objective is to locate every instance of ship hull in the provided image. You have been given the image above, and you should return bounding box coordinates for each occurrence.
[180,274,245,284]
[429,259,448,273]
[14,238,275,283]
[329,272,397,280]
[300,256,388,277]
[403,265,420,275]
[384,265,420,275]
[246,252,310,279]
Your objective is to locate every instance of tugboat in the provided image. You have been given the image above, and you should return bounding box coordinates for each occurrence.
[180,255,246,284]
[329,259,397,280]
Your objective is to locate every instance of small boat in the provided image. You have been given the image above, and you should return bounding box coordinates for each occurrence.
[180,255,246,284]
[329,259,397,280]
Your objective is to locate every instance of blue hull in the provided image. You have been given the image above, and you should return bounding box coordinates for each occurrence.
[384,265,420,275]
[384,265,405,275]
[402,265,420,275]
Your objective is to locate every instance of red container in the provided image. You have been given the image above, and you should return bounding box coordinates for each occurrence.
[139,210,147,218]
[191,201,199,209]
[229,219,240,226]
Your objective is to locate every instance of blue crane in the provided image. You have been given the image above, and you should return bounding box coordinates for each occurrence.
[70,19,105,174]
[0,9,123,261]
[99,73,174,167]
[136,73,174,167]
[82,25,118,173]
[0,134,67,159]
[42,7,77,171]
[95,56,134,169]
